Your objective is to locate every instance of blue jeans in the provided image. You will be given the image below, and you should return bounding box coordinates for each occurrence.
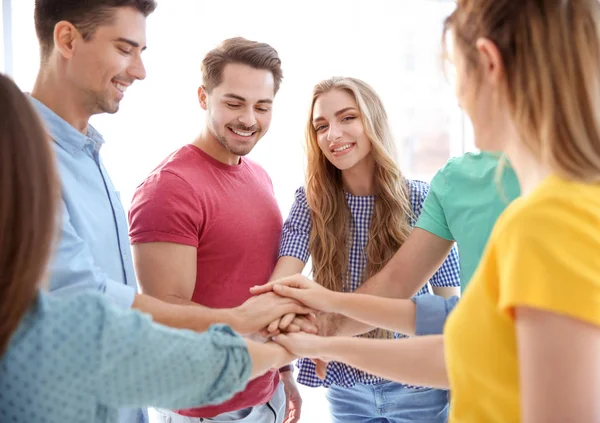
[149,383,285,423]
[326,381,449,423]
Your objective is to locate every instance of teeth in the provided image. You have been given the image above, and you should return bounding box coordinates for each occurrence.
[113,82,128,93]
[333,144,353,152]
[232,129,254,137]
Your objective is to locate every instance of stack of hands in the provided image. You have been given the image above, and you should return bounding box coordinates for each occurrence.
[248,274,341,379]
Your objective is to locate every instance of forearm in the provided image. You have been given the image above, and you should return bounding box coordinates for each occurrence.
[132,293,241,333]
[323,335,449,389]
[245,340,294,380]
[334,292,417,335]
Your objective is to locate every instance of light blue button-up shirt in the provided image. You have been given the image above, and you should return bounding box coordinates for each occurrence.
[30,97,142,423]
[30,97,136,308]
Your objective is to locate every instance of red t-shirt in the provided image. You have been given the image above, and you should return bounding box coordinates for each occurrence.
[128,144,283,418]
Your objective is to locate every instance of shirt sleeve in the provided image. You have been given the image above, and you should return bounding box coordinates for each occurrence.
[408,180,461,288]
[278,187,312,263]
[85,295,252,409]
[413,295,460,335]
[497,202,600,326]
[128,171,202,247]
[415,168,454,241]
[48,200,136,309]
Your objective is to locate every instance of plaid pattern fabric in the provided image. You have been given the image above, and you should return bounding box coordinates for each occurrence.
[278,179,461,388]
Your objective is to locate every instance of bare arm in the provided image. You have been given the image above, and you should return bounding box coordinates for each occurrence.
[273,332,448,389]
[133,242,197,305]
[516,307,600,423]
[132,242,312,334]
[270,256,305,281]
[431,286,461,298]
[334,229,454,336]
[245,340,296,380]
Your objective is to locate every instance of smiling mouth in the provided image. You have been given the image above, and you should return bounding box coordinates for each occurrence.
[331,143,355,153]
[228,127,257,137]
[112,80,130,93]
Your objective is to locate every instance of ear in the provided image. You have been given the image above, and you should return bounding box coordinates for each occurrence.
[475,37,505,86]
[53,21,81,60]
[198,86,209,110]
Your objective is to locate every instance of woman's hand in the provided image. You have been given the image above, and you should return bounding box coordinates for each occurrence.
[272,332,332,363]
[250,274,339,314]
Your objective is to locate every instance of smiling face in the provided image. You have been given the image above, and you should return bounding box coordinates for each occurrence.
[64,6,148,115]
[311,88,372,171]
[199,62,275,160]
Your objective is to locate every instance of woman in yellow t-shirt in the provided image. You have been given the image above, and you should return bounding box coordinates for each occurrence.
[261,1,600,422]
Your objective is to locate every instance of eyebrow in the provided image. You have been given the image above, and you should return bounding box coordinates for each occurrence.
[313,107,358,124]
[114,37,147,51]
[224,93,273,104]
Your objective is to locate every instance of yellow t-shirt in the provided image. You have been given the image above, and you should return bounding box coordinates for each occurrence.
[444,175,600,423]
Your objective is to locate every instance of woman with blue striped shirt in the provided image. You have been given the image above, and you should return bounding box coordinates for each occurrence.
[268,76,461,423]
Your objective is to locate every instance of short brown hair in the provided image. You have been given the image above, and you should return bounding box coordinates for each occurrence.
[35,0,157,60]
[201,37,283,94]
[0,74,59,357]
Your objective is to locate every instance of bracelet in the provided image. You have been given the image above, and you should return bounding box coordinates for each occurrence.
[279,364,294,373]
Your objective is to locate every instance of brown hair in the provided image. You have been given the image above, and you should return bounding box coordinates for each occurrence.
[201,37,283,94]
[0,74,60,356]
[443,0,600,182]
[35,0,157,60]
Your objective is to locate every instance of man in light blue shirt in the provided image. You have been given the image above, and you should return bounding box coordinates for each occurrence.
[28,1,314,422]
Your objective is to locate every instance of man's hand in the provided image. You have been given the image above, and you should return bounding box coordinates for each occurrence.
[233,292,314,334]
[280,369,302,423]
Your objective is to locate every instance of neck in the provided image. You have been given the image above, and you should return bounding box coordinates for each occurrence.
[342,156,376,196]
[504,138,551,196]
[193,128,240,166]
[31,67,91,134]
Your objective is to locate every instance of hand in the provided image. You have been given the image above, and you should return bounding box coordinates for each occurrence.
[272,332,331,361]
[280,370,302,423]
[262,313,318,337]
[234,292,314,334]
[250,274,338,313]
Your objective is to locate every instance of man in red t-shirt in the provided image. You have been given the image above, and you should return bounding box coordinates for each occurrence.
[128,38,307,423]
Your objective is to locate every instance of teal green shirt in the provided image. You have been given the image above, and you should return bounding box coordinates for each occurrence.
[415,152,520,291]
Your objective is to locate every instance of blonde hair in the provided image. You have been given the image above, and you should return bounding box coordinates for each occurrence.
[305,76,413,298]
[443,0,600,182]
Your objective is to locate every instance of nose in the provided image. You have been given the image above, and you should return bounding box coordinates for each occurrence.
[327,123,342,141]
[238,108,257,128]
[128,55,147,81]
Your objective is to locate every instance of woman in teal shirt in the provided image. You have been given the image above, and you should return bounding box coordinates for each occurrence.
[0,75,294,422]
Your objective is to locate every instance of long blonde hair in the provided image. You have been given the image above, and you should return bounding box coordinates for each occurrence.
[444,0,600,182]
[305,77,413,296]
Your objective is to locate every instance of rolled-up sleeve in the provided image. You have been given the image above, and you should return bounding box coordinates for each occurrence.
[412,295,460,335]
[89,296,252,409]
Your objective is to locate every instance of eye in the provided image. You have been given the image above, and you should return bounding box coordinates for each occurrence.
[341,115,356,122]
[315,125,328,132]
[256,107,270,113]
[118,48,132,56]
[227,103,241,108]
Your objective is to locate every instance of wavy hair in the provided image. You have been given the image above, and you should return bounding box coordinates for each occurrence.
[305,76,413,304]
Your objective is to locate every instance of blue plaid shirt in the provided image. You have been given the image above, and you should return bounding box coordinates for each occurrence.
[278,179,461,388]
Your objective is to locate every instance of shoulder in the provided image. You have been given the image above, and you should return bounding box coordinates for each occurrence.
[406,178,430,205]
[495,177,599,249]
